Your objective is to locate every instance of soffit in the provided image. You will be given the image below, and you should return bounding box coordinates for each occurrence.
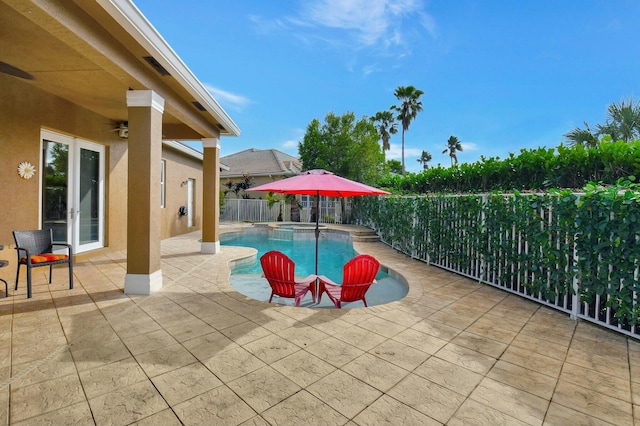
[0,0,239,139]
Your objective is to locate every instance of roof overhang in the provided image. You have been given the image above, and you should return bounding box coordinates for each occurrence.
[0,0,240,140]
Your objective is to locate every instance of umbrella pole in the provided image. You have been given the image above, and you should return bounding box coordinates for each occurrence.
[314,192,319,275]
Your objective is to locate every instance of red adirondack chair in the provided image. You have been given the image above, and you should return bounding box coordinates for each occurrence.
[260,250,317,307]
[317,254,380,308]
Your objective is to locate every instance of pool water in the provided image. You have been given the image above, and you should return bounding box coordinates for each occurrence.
[221,230,408,308]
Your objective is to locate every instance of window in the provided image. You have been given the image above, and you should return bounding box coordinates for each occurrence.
[160,160,166,208]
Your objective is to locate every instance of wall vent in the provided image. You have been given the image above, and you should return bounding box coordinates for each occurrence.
[192,101,207,112]
[217,124,226,131]
[143,56,171,76]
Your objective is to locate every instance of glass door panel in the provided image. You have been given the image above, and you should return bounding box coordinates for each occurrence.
[75,141,104,252]
[42,139,71,243]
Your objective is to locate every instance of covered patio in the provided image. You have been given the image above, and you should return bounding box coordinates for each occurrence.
[0,225,636,425]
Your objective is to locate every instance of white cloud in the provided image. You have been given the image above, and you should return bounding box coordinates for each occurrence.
[385,143,422,161]
[295,0,436,54]
[461,142,478,151]
[282,140,299,150]
[204,84,252,112]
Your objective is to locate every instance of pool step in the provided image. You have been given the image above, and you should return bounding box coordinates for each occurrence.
[350,230,380,243]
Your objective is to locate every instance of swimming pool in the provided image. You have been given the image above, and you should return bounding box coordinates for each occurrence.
[221,226,409,308]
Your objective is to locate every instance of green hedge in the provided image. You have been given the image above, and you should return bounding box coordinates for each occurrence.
[379,139,640,194]
[354,178,640,332]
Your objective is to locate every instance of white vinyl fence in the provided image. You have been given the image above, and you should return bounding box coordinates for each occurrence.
[221,197,351,224]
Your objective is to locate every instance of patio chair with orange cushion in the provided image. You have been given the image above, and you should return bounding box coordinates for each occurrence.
[260,250,316,307]
[317,254,380,308]
[13,229,73,299]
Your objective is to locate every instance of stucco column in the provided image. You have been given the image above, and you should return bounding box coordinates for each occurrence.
[124,90,165,294]
[201,137,221,254]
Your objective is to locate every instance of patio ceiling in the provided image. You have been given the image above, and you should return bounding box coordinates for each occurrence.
[0,0,239,140]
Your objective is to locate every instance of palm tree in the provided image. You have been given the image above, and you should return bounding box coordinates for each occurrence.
[391,85,424,174]
[563,122,599,147]
[442,135,463,165]
[417,150,432,170]
[371,111,397,152]
[597,99,640,142]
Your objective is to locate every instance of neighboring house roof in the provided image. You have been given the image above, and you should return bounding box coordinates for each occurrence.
[220,148,302,178]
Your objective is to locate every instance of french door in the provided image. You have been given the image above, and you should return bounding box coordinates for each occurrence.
[41,130,105,253]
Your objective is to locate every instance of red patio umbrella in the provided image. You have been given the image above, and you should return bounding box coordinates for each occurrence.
[248,169,389,275]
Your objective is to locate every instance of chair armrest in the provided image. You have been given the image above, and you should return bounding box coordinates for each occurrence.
[316,275,339,287]
[297,274,317,285]
[52,243,73,255]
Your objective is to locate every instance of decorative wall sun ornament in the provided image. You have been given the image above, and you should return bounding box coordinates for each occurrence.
[17,162,36,179]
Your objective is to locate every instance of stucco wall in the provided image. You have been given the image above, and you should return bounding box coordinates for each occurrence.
[0,75,203,285]
[161,148,203,239]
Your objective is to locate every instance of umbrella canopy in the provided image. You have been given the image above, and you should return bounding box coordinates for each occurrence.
[248,169,389,198]
[248,169,389,278]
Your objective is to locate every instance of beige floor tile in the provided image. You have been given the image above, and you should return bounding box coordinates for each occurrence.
[356,316,407,338]
[228,366,301,413]
[304,336,365,368]
[134,343,197,378]
[173,385,256,426]
[152,362,223,406]
[393,328,448,354]
[543,402,618,426]
[333,325,388,351]
[342,353,410,392]
[353,394,441,426]
[566,346,630,382]
[470,377,547,426]
[451,331,509,358]
[239,415,271,426]
[261,390,348,426]
[561,361,631,402]
[12,336,69,366]
[375,309,423,328]
[435,343,496,375]
[11,349,76,388]
[203,346,266,382]
[10,322,66,347]
[387,373,465,423]
[370,339,431,371]
[510,332,569,361]
[428,309,480,329]
[133,408,183,426]
[414,356,483,396]
[271,350,336,387]
[12,401,94,426]
[500,345,563,378]
[78,356,148,399]
[487,359,557,400]
[10,374,85,423]
[220,321,273,346]
[70,337,131,372]
[448,398,530,426]
[89,380,168,425]
[182,330,239,361]
[307,369,382,418]
[552,380,633,426]
[121,328,179,355]
[465,316,519,344]
[276,324,330,348]
[243,333,301,364]
[164,317,216,342]
[306,317,354,336]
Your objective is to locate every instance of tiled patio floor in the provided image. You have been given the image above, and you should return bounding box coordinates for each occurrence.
[0,225,638,425]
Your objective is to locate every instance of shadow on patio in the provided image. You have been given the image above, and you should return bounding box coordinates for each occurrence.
[0,227,637,425]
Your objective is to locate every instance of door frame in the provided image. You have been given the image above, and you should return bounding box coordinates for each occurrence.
[40,129,105,254]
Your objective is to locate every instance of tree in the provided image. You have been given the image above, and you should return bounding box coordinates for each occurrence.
[298,112,385,185]
[597,99,640,142]
[417,150,432,170]
[386,159,402,174]
[391,86,424,174]
[443,135,463,165]
[563,122,599,147]
[223,173,254,199]
[371,110,397,153]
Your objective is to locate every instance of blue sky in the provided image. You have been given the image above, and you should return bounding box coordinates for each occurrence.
[134,0,640,173]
